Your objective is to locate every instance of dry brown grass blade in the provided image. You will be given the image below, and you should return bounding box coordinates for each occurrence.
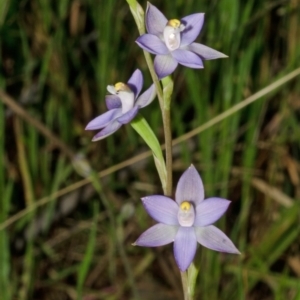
[251,178,294,207]
[0,90,75,159]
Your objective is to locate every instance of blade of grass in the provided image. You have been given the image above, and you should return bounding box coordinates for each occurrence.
[76,201,99,299]
[0,101,13,300]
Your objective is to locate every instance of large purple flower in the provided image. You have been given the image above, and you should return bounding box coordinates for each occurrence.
[136,3,227,79]
[134,165,240,272]
[86,69,156,141]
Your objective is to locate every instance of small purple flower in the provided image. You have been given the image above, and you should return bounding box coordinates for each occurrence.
[134,165,240,272]
[136,3,227,79]
[86,69,156,141]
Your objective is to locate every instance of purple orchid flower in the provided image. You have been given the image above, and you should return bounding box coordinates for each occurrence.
[136,3,227,79]
[134,165,240,272]
[85,69,156,141]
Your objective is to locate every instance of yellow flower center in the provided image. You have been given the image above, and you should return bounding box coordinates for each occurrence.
[180,201,191,211]
[167,19,181,28]
[114,82,131,92]
[107,82,134,114]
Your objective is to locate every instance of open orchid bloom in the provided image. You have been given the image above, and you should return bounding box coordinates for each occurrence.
[136,3,227,79]
[134,165,240,271]
[85,69,156,141]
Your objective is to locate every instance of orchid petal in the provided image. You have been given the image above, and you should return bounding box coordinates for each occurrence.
[105,95,121,110]
[187,43,228,60]
[92,120,122,141]
[117,106,139,124]
[107,85,117,95]
[142,196,179,225]
[194,198,231,227]
[195,225,241,254]
[154,54,178,79]
[85,108,122,130]
[180,13,205,46]
[135,84,156,108]
[172,49,203,68]
[146,3,167,36]
[174,227,197,271]
[134,223,178,247]
[127,69,143,98]
[175,165,204,205]
[136,34,169,55]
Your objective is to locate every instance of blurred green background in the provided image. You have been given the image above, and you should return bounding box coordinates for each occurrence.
[1,0,300,299]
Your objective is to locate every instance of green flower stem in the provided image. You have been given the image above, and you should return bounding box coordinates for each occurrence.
[141,38,189,300]
[161,76,174,196]
[126,0,173,196]
[181,271,192,300]
[126,2,189,298]
[162,106,173,196]
[140,44,173,197]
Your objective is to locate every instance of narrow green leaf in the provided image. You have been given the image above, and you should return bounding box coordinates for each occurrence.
[131,114,166,189]
[0,0,10,26]
[126,0,145,34]
[188,262,199,298]
[131,114,164,161]
[126,0,137,8]
[76,201,99,299]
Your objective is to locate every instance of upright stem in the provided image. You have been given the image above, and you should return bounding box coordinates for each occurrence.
[181,271,192,300]
[142,44,191,300]
[143,50,192,299]
[128,1,173,195]
[143,51,172,195]
[127,2,186,297]
[162,107,172,196]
